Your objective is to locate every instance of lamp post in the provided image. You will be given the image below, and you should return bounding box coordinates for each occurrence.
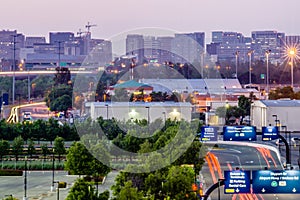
[105,104,108,119]
[51,148,55,192]
[235,51,239,79]
[289,48,296,88]
[145,106,150,133]
[265,50,271,96]
[23,156,27,200]
[162,112,166,124]
[272,114,278,126]
[248,50,253,84]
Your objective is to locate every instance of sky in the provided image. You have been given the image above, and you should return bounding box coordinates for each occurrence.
[0,0,299,42]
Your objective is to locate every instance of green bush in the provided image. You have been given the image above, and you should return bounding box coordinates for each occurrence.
[0,169,23,176]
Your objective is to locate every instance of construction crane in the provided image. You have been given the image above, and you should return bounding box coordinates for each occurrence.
[77,28,86,37]
[85,22,97,33]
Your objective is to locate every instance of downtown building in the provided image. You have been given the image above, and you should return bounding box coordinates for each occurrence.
[206,31,252,63]
[125,32,205,65]
[251,30,285,61]
[0,30,25,71]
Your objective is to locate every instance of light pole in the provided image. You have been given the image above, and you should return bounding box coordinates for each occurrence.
[289,48,296,88]
[105,104,108,119]
[27,70,30,103]
[145,106,150,133]
[23,156,27,200]
[248,50,253,84]
[235,51,239,79]
[162,112,166,124]
[265,50,271,96]
[12,34,18,105]
[272,114,278,126]
[51,148,55,192]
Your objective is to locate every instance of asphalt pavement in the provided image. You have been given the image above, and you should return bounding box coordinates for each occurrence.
[0,170,118,200]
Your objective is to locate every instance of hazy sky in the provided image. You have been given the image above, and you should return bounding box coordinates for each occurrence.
[1,0,299,42]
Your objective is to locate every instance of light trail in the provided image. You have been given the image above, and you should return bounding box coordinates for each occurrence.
[6,102,46,123]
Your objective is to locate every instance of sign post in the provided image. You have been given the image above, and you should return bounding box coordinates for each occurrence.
[262,126,279,141]
[200,126,218,142]
[223,126,256,141]
[224,170,251,194]
[252,170,300,194]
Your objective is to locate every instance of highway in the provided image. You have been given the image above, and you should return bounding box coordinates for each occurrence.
[201,141,300,200]
[6,101,54,123]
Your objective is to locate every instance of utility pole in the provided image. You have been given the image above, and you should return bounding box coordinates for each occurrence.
[12,34,18,105]
[57,41,62,69]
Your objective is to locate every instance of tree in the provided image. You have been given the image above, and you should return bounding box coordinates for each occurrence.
[65,142,111,177]
[66,178,96,200]
[45,84,73,115]
[112,88,129,102]
[31,75,54,98]
[164,166,196,199]
[54,67,71,85]
[269,86,295,100]
[41,143,49,161]
[65,142,94,175]
[27,139,36,158]
[114,181,144,200]
[238,95,252,116]
[54,136,66,162]
[0,139,9,161]
[12,136,24,161]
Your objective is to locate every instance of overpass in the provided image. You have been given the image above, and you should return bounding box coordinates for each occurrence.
[0,70,95,77]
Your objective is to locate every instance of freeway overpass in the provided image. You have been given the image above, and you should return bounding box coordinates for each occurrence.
[0,70,95,77]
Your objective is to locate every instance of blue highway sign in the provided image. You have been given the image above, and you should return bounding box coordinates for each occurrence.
[252,170,300,194]
[200,126,218,141]
[262,126,279,141]
[223,126,256,141]
[224,170,251,194]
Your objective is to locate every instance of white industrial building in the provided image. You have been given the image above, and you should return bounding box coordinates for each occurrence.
[251,100,300,131]
[86,102,192,122]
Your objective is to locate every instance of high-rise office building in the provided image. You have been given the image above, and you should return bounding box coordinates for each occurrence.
[157,36,174,63]
[126,34,144,63]
[25,36,46,47]
[143,36,160,62]
[172,32,205,63]
[251,31,285,60]
[0,30,24,60]
[49,32,74,44]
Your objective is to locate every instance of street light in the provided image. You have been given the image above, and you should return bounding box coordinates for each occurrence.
[235,51,239,79]
[265,50,271,96]
[162,112,166,125]
[145,106,150,133]
[248,50,253,84]
[288,48,296,88]
[272,114,278,126]
[105,104,109,119]
[51,148,55,192]
[24,156,27,200]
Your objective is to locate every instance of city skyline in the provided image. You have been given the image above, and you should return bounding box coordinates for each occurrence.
[0,0,299,42]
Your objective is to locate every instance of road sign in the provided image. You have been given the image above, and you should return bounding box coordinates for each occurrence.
[200,126,218,141]
[223,126,256,141]
[224,170,251,194]
[252,170,300,194]
[262,126,279,141]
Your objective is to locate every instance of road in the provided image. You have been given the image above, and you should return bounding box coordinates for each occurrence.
[0,171,78,200]
[0,170,118,200]
[201,141,300,200]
